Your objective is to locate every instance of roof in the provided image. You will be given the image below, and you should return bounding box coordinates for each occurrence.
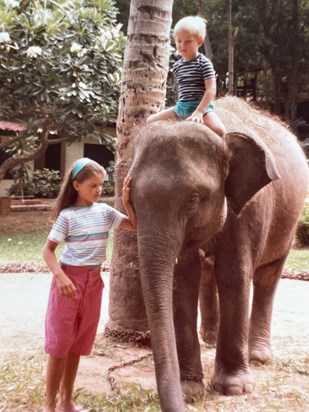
[0,121,26,132]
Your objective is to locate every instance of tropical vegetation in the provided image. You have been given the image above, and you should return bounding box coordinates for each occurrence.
[116,0,309,127]
[0,0,308,188]
[0,0,126,182]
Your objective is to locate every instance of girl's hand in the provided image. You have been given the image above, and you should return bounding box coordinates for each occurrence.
[55,271,77,299]
[122,175,132,206]
[120,175,137,231]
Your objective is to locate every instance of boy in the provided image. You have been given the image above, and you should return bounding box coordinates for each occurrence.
[147,15,226,137]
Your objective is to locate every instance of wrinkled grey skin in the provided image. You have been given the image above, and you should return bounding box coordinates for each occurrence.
[129,100,309,412]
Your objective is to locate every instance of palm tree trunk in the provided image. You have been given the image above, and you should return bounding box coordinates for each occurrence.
[105,0,174,343]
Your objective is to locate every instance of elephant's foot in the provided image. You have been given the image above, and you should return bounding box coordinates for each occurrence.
[211,367,254,396]
[249,343,272,365]
[181,380,205,403]
[199,327,217,347]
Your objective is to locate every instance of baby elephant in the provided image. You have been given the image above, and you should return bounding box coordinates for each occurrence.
[129,97,309,412]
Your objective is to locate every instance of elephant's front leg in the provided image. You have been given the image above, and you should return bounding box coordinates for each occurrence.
[211,249,254,396]
[173,254,205,401]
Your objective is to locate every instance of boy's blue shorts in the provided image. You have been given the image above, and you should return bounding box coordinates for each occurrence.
[173,100,215,119]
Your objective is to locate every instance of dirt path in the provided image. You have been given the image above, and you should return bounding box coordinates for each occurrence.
[0,273,309,410]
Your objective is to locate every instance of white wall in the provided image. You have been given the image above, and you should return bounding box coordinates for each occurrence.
[63,141,84,176]
[0,179,13,197]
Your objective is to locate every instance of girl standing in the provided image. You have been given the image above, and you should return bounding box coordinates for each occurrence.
[42,157,136,412]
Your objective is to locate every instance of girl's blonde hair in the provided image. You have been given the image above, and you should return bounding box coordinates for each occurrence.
[50,158,106,221]
[173,16,207,40]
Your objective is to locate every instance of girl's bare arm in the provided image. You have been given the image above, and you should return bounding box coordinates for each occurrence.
[43,239,77,298]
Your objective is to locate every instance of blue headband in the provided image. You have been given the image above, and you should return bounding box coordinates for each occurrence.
[71,157,92,180]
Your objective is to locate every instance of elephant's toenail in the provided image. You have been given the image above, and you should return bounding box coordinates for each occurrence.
[226,385,242,396]
[244,383,254,393]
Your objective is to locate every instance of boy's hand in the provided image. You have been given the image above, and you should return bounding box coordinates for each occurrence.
[187,110,204,123]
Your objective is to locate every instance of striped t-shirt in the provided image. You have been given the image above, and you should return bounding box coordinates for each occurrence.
[48,203,126,267]
[172,53,216,102]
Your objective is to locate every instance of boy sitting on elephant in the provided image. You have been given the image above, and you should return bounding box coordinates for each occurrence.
[147,15,226,137]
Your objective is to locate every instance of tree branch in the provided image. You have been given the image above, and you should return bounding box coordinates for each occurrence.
[0,135,21,149]
[0,127,51,182]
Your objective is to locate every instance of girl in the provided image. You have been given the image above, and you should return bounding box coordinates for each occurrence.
[42,157,136,412]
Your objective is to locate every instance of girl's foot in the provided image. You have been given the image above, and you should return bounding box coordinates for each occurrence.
[43,403,56,412]
[55,404,89,412]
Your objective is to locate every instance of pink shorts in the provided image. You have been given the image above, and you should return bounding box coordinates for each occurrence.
[45,265,104,358]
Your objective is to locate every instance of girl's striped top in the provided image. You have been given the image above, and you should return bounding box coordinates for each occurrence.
[48,203,126,267]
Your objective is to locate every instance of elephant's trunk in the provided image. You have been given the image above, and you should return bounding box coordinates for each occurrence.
[137,228,185,412]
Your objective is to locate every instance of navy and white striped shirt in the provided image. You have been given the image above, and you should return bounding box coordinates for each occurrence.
[48,203,125,267]
[173,53,216,102]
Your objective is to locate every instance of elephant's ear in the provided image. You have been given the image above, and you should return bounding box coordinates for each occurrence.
[225,132,280,215]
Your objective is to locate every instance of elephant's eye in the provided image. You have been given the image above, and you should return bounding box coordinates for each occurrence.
[185,191,200,214]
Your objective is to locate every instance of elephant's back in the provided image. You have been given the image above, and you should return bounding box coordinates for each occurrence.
[217,96,295,148]
[217,97,308,188]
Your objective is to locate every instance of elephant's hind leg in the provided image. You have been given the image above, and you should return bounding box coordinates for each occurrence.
[199,252,219,346]
[249,254,287,365]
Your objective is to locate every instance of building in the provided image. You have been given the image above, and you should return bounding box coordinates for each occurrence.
[0,121,115,197]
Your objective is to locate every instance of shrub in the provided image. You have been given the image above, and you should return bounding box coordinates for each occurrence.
[296,199,309,246]
[9,168,61,199]
[103,161,115,195]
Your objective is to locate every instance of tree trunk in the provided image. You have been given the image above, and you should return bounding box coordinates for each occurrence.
[105,0,174,343]
[287,0,301,127]
[227,0,237,95]
[0,128,50,182]
[272,70,282,115]
[196,0,213,60]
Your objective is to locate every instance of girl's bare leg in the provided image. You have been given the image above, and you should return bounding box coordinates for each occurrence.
[203,111,226,136]
[146,108,178,124]
[43,355,66,412]
[57,352,81,411]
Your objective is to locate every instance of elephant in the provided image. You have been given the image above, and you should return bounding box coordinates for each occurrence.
[128,97,309,412]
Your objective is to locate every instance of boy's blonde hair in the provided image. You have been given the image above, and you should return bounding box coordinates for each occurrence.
[173,16,207,40]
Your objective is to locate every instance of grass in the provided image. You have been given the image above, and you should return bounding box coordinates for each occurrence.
[0,232,51,265]
[0,233,114,265]
[0,217,114,265]
[0,221,307,271]
[285,248,309,271]
[1,349,308,411]
[0,350,161,412]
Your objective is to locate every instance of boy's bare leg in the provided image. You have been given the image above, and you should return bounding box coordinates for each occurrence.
[203,111,226,136]
[57,352,81,411]
[43,355,66,412]
[147,108,178,124]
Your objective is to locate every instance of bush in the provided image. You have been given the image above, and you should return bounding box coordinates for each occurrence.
[103,161,115,195]
[9,168,61,199]
[296,199,309,246]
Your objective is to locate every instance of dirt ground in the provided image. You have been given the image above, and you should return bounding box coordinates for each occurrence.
[0,272,308,411]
